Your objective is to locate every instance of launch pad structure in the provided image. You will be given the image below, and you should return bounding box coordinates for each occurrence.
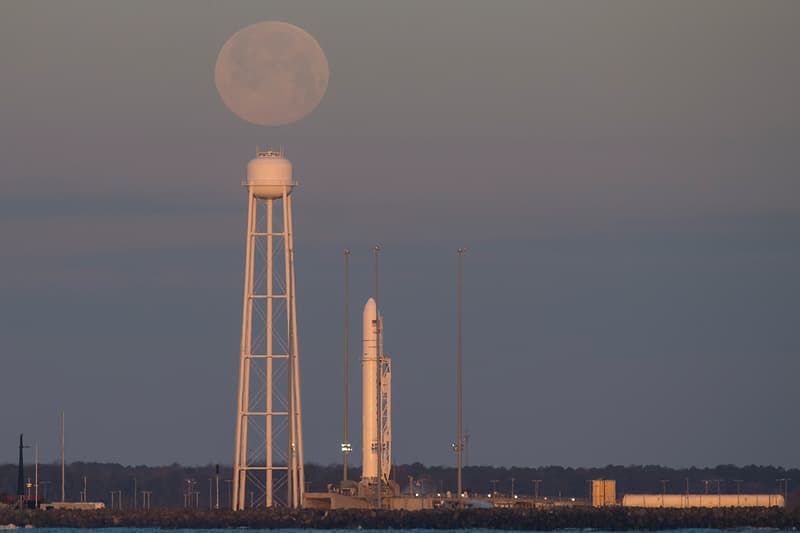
[232,149,304,509]
[305,297,402,509]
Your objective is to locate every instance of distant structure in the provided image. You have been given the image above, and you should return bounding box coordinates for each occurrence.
[360,298,393,497]
[591,480,616,507]
[621,493,784,508]
[45,501,105,510]
[232,149,304,509]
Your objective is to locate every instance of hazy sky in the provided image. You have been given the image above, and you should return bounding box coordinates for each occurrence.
[1,1,798,469]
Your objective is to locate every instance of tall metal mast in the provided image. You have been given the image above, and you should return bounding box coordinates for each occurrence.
[456,247,466,499]
[342,249,351,481]
[373,245,382,509]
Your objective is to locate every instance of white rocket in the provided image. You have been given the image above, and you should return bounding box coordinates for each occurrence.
[361,298,391,482]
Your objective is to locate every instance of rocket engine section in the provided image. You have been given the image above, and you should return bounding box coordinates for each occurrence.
[361,298,392,483]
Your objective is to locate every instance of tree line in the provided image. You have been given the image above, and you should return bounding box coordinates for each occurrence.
[1,462,797,508]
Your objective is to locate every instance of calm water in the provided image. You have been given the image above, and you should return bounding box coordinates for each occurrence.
[16,529,799,533]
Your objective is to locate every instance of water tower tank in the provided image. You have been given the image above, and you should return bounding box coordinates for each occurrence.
[246,150,294,199]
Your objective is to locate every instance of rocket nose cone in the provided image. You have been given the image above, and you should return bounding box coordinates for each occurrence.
[363,298,377,336]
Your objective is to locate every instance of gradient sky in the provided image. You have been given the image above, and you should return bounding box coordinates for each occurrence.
[1,1,798,469]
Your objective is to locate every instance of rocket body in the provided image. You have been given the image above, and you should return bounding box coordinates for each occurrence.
[361,298,379,480]
[361,297,392,483]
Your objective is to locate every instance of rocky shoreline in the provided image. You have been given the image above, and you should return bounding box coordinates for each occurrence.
[1,507,799,530]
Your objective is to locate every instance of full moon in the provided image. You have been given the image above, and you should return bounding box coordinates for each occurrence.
[215,21,329,126]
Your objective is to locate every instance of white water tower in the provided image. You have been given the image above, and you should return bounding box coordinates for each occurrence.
[232,149,304,509]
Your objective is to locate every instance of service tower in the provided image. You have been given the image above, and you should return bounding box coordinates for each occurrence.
[233,149,304,509]
[361,298,392,490]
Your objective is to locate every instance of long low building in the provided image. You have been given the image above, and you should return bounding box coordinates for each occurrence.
[43,501,105,510]
[622,494,784,508]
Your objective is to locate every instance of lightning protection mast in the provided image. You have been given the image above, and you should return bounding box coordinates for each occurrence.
[233,149,304,509]
[456,247,465,500]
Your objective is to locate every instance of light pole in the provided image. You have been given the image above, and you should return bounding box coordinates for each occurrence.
[110,490,123,509]
[684,477,690,508]
[456,247,466,500]
[532,480,542,507]
[777,478,790,505]
[141,490,151,510]
[215,465,220,510]
[490,479,499,496]
[659,480,669,507]
[185,479,193,509]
